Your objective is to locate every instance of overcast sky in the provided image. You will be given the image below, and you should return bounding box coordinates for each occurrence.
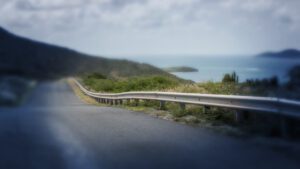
[0,0,299,57]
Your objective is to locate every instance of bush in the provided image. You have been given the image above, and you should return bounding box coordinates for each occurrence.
[197,82,237,95]
[222,72,239,83]
[245,76,278,88]
[85,72,107,79]
[81,75,180,93]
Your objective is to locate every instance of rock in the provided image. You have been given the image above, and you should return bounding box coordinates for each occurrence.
[182,115,198,123]
[162,114,174,121]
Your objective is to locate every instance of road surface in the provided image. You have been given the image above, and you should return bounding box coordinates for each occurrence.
[0,80,299,169]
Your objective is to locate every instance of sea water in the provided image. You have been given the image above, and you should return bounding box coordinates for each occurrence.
[130,56,300,83]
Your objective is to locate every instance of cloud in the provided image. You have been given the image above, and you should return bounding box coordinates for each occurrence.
[1,0,299,31]
[0,0,299,56]
[0,0,203,30]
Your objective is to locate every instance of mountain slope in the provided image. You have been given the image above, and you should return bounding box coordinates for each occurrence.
[0,27,172,80]
[257,49,300,59]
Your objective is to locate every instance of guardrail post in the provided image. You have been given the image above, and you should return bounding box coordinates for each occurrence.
[119,99,123,105]
[134,99,139,106]
[159,101,166,110]
[179,103,186,112]
[126,99,131,105]
[110,99,113,105]
[203,106,210,113]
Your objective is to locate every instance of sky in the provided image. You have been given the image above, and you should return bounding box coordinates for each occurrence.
[0,0,300,58]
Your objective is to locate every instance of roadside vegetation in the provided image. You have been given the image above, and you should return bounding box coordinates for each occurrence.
[81,72,280,97]
[76,67,300,138]
[81,73,181,93]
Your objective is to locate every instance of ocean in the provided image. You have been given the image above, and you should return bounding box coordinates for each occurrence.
[130,56,300,83]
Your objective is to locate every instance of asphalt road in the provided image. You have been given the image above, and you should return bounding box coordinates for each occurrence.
[0,80,299,169]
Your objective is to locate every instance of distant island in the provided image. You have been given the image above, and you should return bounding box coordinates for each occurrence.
[163,66,198,73]
[257,49,300,59]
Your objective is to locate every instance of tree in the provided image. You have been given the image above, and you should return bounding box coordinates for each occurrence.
[222,72,239,83]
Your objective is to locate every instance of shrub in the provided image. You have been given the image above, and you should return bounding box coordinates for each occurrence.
[222,72,239,83]
[245,76,278,88]
[85,73,107,79]
[81,75,180,93]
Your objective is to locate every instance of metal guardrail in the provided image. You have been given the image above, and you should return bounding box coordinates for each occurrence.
[74,80,300,119]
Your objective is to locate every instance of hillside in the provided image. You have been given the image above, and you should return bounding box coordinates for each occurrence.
[257,49,300,59]
[0,27,173,80]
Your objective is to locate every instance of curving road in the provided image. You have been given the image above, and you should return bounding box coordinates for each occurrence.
[0,80,299,169]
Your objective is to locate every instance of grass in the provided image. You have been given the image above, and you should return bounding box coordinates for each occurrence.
[68,79,105,106]
[167,81,274,97]
[166,82,237,94]
[80,72,275,97]
[81,73,181,93]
